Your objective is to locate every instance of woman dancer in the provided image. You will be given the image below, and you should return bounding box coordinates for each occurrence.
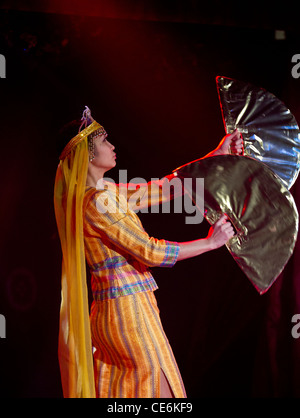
[54,107,243,398]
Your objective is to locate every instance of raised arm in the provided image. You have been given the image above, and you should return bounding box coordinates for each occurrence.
[204,129,244,158]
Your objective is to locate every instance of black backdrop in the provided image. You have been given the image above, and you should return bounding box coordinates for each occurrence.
[0,2,300,398]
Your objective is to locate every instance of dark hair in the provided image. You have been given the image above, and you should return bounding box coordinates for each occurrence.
[56,117,93,157]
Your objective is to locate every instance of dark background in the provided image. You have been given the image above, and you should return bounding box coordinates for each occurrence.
[0,0,300,398]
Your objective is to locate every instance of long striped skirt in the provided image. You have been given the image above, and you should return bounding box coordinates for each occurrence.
[90,290,187,398]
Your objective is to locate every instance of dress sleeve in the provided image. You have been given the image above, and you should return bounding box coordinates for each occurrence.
[84,189,180,268]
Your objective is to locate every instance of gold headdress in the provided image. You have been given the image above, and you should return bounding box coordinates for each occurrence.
[59,106,106,161]
[54,107,105,397]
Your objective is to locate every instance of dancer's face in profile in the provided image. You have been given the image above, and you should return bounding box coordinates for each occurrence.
[91,134,116,173]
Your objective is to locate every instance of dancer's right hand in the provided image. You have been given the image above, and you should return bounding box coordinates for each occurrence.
[206,214,235,249]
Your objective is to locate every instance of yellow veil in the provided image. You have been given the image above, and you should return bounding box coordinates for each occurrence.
[54,108,104,397]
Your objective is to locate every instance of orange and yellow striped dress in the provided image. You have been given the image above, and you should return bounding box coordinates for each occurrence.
[83,179,186,398]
